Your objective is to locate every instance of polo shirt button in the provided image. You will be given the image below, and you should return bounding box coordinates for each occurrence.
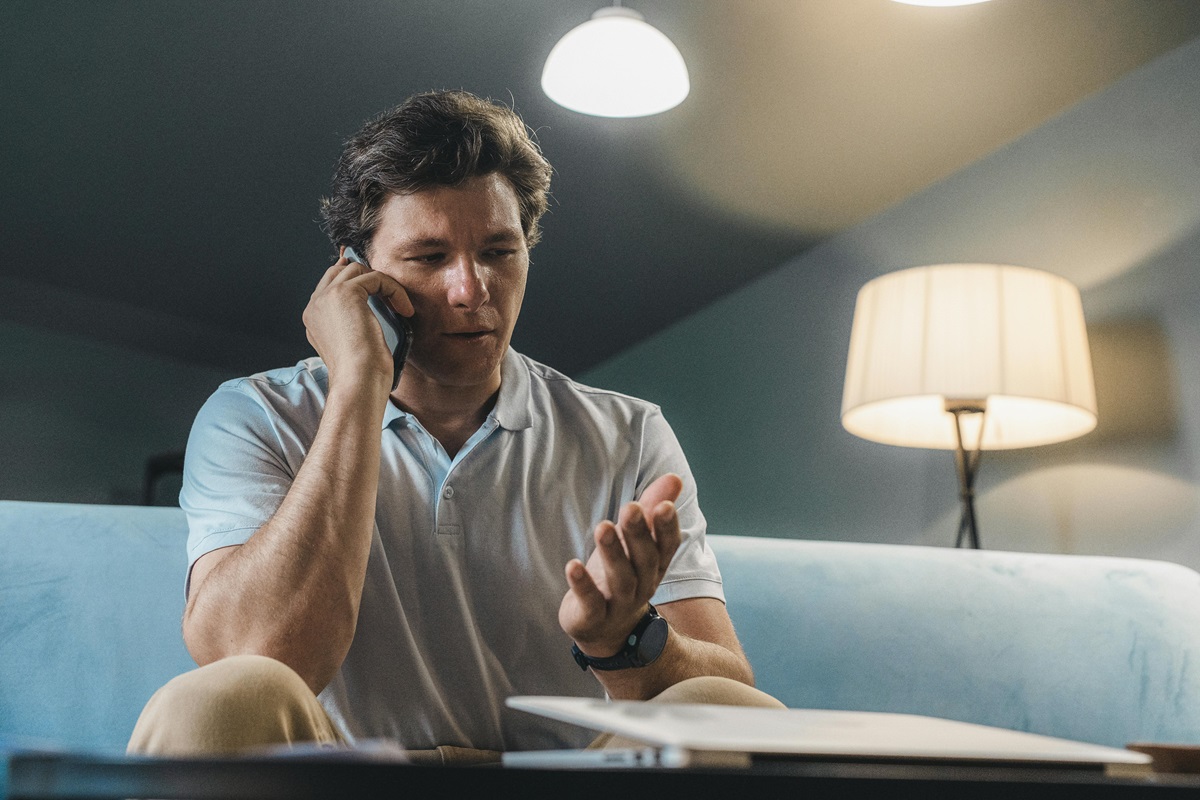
[443,486,454,499]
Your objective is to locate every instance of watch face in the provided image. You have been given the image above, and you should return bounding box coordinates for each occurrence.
[635,616,669,666]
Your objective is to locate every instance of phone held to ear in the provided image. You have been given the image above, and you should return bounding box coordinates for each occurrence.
[344,247,412,391]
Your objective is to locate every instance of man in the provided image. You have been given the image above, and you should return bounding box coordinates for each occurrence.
[129,91,779,763]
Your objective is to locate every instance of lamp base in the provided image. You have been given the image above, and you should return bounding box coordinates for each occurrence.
[947,403,986,549]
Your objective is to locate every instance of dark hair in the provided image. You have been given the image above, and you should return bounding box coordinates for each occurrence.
[319,91,552,258]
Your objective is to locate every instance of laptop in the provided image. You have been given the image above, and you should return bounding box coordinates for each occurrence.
[503,696,1152,770]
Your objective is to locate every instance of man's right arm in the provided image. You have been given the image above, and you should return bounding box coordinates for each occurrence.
[181,256,411,696]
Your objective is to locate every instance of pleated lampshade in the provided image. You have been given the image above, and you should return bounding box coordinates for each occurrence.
[841,263,1097,450]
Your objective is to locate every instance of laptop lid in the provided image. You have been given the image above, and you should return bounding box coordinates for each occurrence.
[506,696,1150,767]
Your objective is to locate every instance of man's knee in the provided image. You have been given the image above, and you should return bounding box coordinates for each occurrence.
[128,654,339,755]
[649,676,787,709]
[591,677,786,751]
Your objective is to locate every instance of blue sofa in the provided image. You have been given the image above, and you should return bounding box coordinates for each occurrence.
[5,499,1200,789]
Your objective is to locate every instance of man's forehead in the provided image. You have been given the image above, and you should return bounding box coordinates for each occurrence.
[374,175,523,242]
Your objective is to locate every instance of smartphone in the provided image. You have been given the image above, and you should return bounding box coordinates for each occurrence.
[344,246,412,391]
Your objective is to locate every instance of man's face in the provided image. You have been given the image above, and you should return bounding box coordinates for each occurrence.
[368,173,528,393]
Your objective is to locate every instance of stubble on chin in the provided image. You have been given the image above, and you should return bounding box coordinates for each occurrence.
[405,338,507,390]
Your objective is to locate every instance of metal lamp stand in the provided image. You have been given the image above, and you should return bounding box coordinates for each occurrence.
[946,401,987,549]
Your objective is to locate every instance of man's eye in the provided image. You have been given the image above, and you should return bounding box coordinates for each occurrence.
[486,249,516,258]
[406,253,443,264]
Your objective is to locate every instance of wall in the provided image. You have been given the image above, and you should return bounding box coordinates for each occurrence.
[0,320,235,505]
[583,37,1200,572]
[6,35,1199,568]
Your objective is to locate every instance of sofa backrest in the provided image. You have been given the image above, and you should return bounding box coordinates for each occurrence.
[712,535,1200,748]
[0,501,193,754]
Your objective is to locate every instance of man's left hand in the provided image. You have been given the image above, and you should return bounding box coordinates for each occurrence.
[559,473,684,657]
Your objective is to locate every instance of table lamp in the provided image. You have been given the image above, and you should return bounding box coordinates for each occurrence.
[841,264,1097,548]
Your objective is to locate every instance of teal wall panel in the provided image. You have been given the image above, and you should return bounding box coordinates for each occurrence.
[583,37,1200,571]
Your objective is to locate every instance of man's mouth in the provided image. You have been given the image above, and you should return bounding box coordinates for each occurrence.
[445,330,493,340]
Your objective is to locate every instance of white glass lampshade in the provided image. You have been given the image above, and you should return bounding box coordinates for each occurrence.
[541,6,690,118]
[841,264,1097,450]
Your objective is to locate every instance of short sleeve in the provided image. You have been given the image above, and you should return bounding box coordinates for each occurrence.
[638,408,725,606]
[179,383,297,580]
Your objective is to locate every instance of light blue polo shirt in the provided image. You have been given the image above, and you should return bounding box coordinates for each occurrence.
[180,348,724,751]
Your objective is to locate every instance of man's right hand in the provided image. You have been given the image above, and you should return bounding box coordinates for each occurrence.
[301,254,414,393]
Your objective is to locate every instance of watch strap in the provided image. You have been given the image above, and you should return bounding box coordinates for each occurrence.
[571,605,665,671]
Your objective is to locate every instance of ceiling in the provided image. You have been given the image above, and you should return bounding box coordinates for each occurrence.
[3,0,1199,377]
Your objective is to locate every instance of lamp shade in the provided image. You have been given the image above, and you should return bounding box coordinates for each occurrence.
[841,264,1097,450]
[541,7,689,118]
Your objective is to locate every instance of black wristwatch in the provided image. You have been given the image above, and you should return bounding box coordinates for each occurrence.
[571,605,669,671]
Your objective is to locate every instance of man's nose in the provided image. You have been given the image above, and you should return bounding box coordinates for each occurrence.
[447,257,490,311]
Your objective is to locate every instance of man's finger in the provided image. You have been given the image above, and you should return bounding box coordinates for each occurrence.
[650,500,682,579]
[314,259,348,294]
[637,474,682,518]
[617,502,660,596]
[594,521,636,599]
[349,271,415,317]
[564,559,607,627]
[329,259,369,285]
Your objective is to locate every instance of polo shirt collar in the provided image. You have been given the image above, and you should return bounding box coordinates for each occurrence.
[380,347,532,431]
[381,397,407,430]
[492,347,533,431]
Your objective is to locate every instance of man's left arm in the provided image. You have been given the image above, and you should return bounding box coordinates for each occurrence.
[558,473,755,701]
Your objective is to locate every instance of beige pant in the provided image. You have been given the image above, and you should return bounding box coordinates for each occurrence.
[128,655,785,765]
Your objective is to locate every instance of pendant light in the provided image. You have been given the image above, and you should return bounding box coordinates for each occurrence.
[541,4,690,118]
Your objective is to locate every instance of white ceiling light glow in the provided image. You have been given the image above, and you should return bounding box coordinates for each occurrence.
[542,6,690,118]
[891,0,992,6]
